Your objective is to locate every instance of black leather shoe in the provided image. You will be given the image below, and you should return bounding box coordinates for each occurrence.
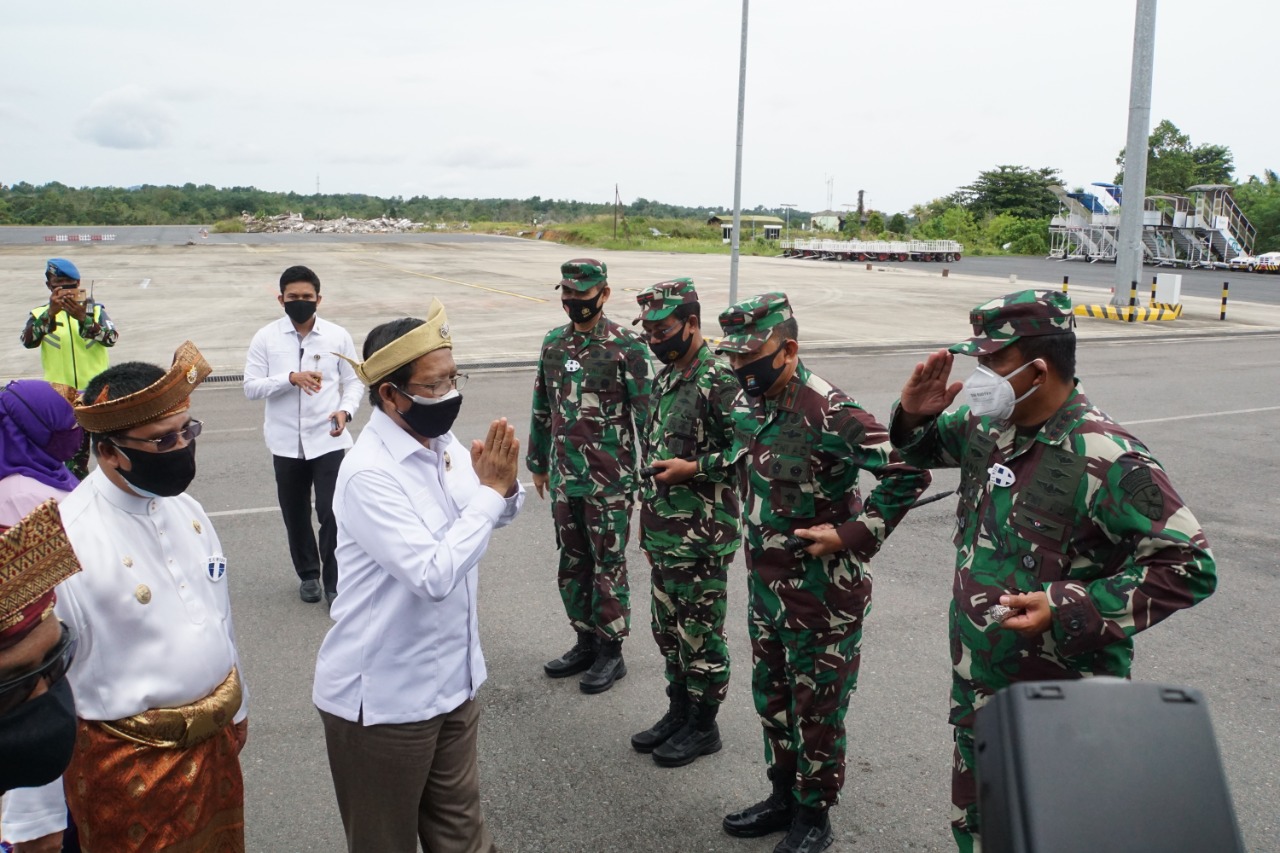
[544,633,598,678]
[773,807,833,853]
[723,768,796,838]
[324,588,338,605]
[653,702,722,767]
[299,579,322,603]
[579,641,626,694]
[631,684,689,753]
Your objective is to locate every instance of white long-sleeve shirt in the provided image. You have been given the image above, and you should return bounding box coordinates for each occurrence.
[313,408,524,726]
[2,468,247,842]
[243,316,362,459]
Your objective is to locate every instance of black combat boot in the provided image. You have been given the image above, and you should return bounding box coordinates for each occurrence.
[631,683,689,753]
[579,640,626,694]
[773,805,832,853]
[722,766,796,838]
[543,632,597,678]
[652,700,722,767]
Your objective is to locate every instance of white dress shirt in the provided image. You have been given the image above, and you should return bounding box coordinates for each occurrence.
[243,315,362,459]
[313,408,524,726]
[2,468,247,841]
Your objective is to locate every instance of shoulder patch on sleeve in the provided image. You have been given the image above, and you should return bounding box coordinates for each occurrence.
[1118,465,1164,521]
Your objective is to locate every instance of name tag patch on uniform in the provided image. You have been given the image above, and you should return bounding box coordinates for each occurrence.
[207,555,227,582]
[988,464,1016,488]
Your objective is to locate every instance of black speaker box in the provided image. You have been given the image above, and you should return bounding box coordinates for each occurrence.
[974,679,1244,853]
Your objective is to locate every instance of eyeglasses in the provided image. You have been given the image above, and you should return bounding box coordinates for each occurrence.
[403,374,468,398]
[645,321,684,344]
[111,419,203,452]
[0,622,78,716]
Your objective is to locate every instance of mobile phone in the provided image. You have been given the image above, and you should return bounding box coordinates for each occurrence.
[330,416,340,432]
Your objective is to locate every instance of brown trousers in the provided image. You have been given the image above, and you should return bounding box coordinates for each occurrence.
[319,699,496,853]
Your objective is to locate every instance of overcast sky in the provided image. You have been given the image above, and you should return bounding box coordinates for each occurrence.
[3,1,1275,215]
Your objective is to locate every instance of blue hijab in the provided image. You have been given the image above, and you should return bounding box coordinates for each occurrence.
[0,381,82,492]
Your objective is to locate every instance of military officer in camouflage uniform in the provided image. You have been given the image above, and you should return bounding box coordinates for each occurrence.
[889,290,1218,852]
[528,259,652,694]
[628,278,752,767]
[716,293,931,853]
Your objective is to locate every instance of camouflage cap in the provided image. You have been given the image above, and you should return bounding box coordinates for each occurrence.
[949,289,1075,356]
[633,278,698,325]
[557,258,608,292]
[715,292,793,355]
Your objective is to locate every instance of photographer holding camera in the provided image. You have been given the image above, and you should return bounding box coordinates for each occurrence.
[20,259,119,478]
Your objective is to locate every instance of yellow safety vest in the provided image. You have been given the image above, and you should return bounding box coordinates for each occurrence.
[31,304,111,390]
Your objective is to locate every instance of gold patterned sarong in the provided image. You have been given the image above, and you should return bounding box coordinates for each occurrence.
[64,669,246,853]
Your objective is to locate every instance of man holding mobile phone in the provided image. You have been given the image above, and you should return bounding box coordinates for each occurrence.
[20,258,120,479]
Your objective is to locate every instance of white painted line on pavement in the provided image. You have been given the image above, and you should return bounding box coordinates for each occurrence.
[1125,405,1280,425]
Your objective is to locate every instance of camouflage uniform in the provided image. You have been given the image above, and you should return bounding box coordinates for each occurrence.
[528,260,652,642]
[888,290,1218,852]
[717,293,931,810]
[634,280,751,707]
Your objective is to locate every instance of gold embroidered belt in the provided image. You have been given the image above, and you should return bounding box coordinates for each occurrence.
[97,666,242,749]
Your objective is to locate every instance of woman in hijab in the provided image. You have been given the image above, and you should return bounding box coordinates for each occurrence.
[0,380,82,528]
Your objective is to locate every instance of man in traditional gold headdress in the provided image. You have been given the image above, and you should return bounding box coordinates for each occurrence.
[315,299,523,853]
[2,343,249,853]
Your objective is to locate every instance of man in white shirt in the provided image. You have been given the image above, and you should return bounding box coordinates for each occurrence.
[315,299,522,853]
[2,342,249,852]
[244,265,361,604]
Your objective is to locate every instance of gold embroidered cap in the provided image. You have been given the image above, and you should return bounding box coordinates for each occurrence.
[74,341,211,433]
[0,500,82,648]
[338,298,453,386]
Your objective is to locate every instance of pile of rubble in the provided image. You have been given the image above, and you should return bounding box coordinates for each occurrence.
[240,212,424,234]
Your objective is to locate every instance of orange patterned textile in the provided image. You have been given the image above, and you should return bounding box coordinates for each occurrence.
[64,719,246,853]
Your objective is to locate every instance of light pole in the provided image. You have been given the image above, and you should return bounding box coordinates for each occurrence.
[728,0,749,306]
[780,203,796,240]
[1115,0,1157,304]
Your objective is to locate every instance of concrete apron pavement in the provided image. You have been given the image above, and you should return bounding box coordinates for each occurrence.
[4,240,1278,381]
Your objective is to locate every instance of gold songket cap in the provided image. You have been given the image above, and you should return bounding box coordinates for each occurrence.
[338,298,453,386]
[75,341,212,433]
[0,500,82,646]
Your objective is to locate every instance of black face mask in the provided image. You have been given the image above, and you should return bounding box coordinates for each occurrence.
[115,442,198,497]
[562,293,603,324]
[733,347,788,397]
[0,677,77,794]
[283,300,318,323]
[394,389,463,439]
[649,323,694,365]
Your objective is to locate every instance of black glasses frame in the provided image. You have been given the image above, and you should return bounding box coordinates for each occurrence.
[0,622,78,716]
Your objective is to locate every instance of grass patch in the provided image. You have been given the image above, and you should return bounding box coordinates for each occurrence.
[212,218,246,233]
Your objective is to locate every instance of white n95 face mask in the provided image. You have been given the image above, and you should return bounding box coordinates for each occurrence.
[964,362,1039,420]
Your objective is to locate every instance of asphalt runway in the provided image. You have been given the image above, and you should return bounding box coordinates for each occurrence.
[175,337,1278,853]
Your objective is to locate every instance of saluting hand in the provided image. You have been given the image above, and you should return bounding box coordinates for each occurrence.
[900,349,964,420]
[472,418,519,497]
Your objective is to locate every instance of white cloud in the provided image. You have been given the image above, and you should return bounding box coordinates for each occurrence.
[435,139,530,171]
[75,85,174,150]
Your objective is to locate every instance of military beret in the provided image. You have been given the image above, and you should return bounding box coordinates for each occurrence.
[45,258,80,281]
[633,278,698,325]
[715,292,793,355]
[950,289,1075,356]
[557,258,608,292]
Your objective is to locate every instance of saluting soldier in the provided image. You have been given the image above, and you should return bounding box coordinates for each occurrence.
[629,279,751,767]
[527,259,652,694]
[889,289,1218,852]
[715,293,930,853]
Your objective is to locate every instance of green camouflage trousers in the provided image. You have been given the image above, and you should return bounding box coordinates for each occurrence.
[748,568,871,810]
[951,723,980,852]
[552,493,632,641]
[646,552,732,706]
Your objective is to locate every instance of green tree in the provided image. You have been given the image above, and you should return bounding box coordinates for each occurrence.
[956,165,1061,220]
[887,212,907,234]
[1236,170,1280,254]
[1115,119,1234,193]
[865,211,885,235]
